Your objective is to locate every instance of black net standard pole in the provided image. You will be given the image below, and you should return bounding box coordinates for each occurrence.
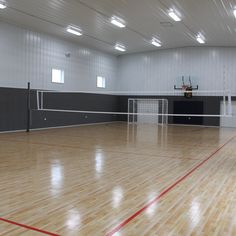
[26,82,31,132]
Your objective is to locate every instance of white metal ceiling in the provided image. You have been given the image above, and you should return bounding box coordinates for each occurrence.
[1,0,236,55]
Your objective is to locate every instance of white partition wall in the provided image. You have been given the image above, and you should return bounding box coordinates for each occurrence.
[221,101,236,127]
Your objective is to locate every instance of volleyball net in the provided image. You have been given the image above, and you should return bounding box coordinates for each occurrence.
[32,89,233,127]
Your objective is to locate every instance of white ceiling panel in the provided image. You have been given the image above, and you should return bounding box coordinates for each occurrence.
[0,0,236,55]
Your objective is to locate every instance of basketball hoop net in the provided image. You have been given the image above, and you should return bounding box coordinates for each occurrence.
[182,85,193,98]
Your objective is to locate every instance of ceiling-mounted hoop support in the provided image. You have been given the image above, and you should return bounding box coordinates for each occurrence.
[174,76,199,90]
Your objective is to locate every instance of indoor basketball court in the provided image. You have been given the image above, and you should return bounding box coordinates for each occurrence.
[0,1,236,235]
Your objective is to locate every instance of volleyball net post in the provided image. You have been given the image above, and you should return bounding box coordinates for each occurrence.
[26,82,31,132]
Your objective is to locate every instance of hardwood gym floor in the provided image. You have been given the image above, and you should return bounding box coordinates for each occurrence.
[0,123,236,236]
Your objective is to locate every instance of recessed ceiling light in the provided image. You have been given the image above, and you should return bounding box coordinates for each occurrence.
[66,26,83,36]
[151,38,162,47]
[111,16,126,28]
[115,44,126,52]
[234,9,236,18]
[0,2,6,9]
[168,9,181,22]
[196,35,205,44]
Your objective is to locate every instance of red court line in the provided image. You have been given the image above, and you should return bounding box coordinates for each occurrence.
[106,136,235,236]
[0,218,60,236]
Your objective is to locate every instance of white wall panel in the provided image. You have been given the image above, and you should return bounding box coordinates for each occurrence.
[117,47,236,95]
[2,21,236,96]
[221,101,236,127]
[0,22,117,91]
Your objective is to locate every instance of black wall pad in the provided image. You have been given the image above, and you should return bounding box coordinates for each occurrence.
[0,86,233,132]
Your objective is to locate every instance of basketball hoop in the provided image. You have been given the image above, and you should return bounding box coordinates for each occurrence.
[174,76,198,98]
[182,85,192,98]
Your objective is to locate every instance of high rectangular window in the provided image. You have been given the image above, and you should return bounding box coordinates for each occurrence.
[97,76,106,88]
[52,69,64,84]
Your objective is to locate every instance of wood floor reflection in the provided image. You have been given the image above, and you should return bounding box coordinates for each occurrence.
[0,123,236,235]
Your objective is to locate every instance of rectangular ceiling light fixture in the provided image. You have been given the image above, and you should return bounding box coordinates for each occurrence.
[196,35,205,44]
[151,38,162,47]
[0,2,6,9]
[234,9,236,18]
[111,16,126,28]
[168,9,181,22]
[67,26,83,36]
[115,44,126,52]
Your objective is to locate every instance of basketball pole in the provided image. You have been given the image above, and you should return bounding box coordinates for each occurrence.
[26,82,31,132]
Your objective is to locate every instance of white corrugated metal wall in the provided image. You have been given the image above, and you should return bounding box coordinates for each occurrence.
[117,47,236,95]
[1,21,236,96]
[0,22,117,91]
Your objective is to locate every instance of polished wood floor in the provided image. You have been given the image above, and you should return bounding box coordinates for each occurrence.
[0,123,236,236]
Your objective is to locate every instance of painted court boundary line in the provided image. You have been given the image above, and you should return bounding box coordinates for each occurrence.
[0,218,60,236]
[106,135,235,236]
